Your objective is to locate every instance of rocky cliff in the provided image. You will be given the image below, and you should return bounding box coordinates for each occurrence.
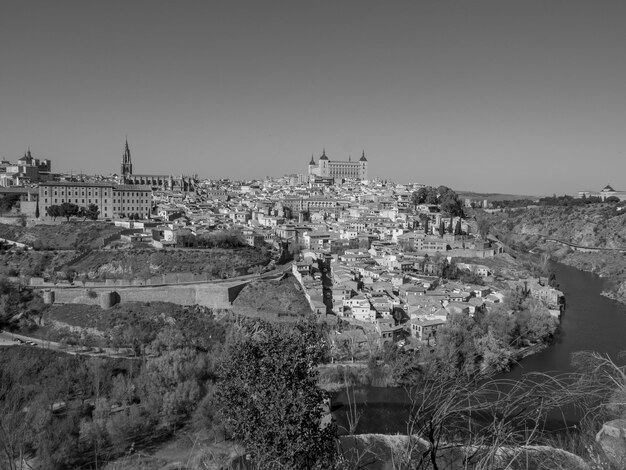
[484,204,626,304]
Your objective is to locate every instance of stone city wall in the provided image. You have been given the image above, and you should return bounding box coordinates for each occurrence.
[45,281,248,310]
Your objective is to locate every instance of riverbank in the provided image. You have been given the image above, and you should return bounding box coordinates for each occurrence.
[547,249,626,305]
[320,340,553,394]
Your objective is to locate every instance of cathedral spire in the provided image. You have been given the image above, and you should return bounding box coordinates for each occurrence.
[121,138,133,181]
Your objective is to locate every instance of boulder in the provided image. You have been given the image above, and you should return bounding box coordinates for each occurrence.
[596,418,626,468]
[339,434,589,470]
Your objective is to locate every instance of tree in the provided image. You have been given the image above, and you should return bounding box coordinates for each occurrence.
[441,258,458,280]
[476,214,491,239]
[45,205,60,220]
[440,191,463,218]
[480,307,516,346]
[431,313,482,378]
[85,204,100,221]
[454,219,462,235]
[425,186,439,205]
[436,185,452,199]
[515,302,558,344]
[548,271,558,288]
[59,202,80,221]
[411,187,428,206]
[417,213,430,234]
[438,220,445,237]
[215,318,337,469]
[0,194,20,216]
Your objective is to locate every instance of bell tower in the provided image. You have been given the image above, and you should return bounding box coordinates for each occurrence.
[121,139,133,182]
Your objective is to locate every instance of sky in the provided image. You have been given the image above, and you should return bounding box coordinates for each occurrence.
[1,1,625,196]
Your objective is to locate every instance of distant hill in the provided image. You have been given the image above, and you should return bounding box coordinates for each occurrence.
[457,191,540,202]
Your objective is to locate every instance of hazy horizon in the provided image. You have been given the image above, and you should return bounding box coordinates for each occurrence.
[2,1,625,196]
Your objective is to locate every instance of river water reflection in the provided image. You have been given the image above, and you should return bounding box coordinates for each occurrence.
[332,262,626,434]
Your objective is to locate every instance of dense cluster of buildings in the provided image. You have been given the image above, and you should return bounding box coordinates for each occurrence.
[2,141,564,349]
[0,150,51,186]
[88,166,561,350]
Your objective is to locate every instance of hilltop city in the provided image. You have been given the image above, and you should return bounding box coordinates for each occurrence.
[0,142,574,347]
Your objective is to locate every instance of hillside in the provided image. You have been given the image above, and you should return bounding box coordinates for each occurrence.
[0,249,76,278]
[69,246,271,280]
[0,222,124,250]
[483,203,626,303]
[457,191,540,202]
[487,204,626,248]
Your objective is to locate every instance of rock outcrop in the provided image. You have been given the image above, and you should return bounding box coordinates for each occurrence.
[596,419,626,468]
[339,434,589,470]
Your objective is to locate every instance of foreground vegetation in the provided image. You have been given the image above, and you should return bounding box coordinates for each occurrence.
[3,308,626,469]
[1,306,229,469]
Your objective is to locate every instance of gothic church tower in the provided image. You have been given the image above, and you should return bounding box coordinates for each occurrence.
[121,139,133,182]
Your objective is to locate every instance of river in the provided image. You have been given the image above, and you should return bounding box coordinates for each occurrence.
[332,262,626,434]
